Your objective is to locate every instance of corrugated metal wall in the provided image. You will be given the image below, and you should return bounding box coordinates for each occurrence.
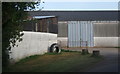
[93,21,118,37]
[58,21,68,37]
[93,21,119,47]
[68,21,94,47]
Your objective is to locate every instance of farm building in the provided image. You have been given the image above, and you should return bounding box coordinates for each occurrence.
[9,16,59,62]
[23,16,58,34]
[28,11,119,47]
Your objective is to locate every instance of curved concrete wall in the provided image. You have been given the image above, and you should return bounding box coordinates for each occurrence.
[10,31,57,62]
[94,37,118,47]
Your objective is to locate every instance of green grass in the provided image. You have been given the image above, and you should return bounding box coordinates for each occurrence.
[14,55,41,65]
[3,51,103,72]
[61,49,81,52]
[114,47,120,48]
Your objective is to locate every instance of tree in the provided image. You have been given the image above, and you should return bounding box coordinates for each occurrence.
[2,2,40,68]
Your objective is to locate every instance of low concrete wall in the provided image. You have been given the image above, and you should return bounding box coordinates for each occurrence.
[10,31,57,62]
[57,37,68,47]
[94,37,118,47]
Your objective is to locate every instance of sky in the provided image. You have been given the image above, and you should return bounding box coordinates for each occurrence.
[35,0,120,11]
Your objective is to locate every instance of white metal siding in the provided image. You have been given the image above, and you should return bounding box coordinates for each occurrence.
[68,21,94,47]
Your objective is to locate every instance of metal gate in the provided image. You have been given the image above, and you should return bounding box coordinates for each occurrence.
[68,21,94,47]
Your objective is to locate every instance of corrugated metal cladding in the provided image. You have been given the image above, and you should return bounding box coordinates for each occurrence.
[93,21,118,37]
[68,21,94,47]
[58,21,68,37]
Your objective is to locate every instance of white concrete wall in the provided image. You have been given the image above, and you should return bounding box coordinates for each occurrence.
[10,31,57,62]
[57,37,68,47]
[94,37,118,47]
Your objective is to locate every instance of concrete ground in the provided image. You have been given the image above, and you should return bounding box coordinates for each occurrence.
[63,47,118,72]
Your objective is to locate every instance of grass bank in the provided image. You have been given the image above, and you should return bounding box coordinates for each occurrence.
[3,51,103,72]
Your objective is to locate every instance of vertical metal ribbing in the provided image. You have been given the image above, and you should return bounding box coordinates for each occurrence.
[81,21,83,46]
[71,21,73,47]
[74,21,77,47]
[68,21,94,47]
[89,21,91,46]
[81,21,83,47]
[87,21,89,46]
[91,21,94,47]
[77,21,80,47]
[76,21,78,47]
[89,21,91,47]
[82,21,86,46]
[68,21,69,47]
[90,21,92,47]
[68,21,70,47]
[69,21,71,47]
[74,21,76,47]
[79,21,81,47]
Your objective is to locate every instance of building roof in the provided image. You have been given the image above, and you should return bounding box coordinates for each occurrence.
[28,11,119,21]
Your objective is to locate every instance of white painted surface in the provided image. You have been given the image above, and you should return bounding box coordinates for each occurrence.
[33,16,55,19]
[94,37,118,47]
[57,37,68,47]
[10,31,57,62]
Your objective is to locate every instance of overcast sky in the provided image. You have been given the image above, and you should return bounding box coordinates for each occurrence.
[35,0,120,11]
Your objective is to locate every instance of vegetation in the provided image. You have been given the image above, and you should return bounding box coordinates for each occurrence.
[61,49,80,52]
[114,47,120,48]
[2,2,40,68]
[3,51,103,72]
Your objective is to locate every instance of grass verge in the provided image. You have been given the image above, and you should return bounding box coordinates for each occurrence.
[3,50,103,72]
